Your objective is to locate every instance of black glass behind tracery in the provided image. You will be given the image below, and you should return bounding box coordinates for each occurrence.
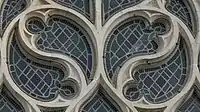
[0,0,27,37]
[27,16,94,83]
[104,18,167,84]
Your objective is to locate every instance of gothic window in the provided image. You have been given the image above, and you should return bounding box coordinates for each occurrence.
[123,37,189,103]
[165,0,196,36]
[52,0,94,22]
[0,85,25,112]
[104,18,168,83]
[26,16,95,83]
[40,106,67,112]
[0,0,27,36]
[177,89,200,112]
[103,0,143,22]
[0,0,199,111]
[9,33,78,101]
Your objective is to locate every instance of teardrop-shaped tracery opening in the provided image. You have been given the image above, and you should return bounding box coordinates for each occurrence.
[26,16,95,83]
[123,36,190,104]
[7,30,79,101]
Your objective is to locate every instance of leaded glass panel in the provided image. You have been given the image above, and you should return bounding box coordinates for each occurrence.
[166,0,195,35]
[103,0,143,22]
[0,85,25,112]
[0,0,27,37]
[177,90,200,112]
[8,33,77,101]
[26,16,94,83]
[104,18,168,83]
[53,0,93,22]
[81,87,122,112]
[123,38,189,103]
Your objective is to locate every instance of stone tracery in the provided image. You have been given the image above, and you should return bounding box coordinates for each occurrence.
[8,32,78,101]
[0,0,27,37]
[166,0,196,36]
[103,0,144,22]
[52,0,94,22]
[27,16,95,83]
[104,17,170,84]
[177,89,200,112]
[0,85,25,112]
[81,86,122,112]
[123,37,189,103]
[0,0,199,111]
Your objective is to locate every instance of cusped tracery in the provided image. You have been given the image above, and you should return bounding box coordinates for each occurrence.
[0,85,25,112]
[103,0,143,22]
[166,0,196,35]
[0,0,27,37]
[0,0,198,111]
[123,37,189,103]
[177,89,200,112]
[8,31,78,101]
[26,16,94,83]
[104,17,168,84]
[26,18,45,34]
[52,0,94,22]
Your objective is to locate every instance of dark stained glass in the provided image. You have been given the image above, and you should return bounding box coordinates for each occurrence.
[53,0,94,22]
[8,32,77,101]
[27,18,45,34]
[104,18,167,84]
[0,0,26,37]
[40,106,67,112]
[0,85,25,112]
[177,90,200,112]
[27,16,94,83]
[103,0,143,22]
[136,107,166,112]
[123,38,189,103]
[166,0,195,35]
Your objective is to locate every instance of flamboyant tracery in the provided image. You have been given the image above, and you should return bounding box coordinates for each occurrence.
[0,0,27,36]
[123,37,189,103]
[0,0,199,111]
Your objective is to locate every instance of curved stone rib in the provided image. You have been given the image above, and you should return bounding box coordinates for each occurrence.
[27,16,94,83]
[0,0,27,37]
[8,32,77,101]
[123,38,189,103]
[39,106,67,112]
[52,0,94,22]
[0,85,25,112]
[166,0,195,35]
[135,107,166,112]
[104,18,167,83]
[177,89,200,112]
[27,18,45,34]
[103,0,143,22]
